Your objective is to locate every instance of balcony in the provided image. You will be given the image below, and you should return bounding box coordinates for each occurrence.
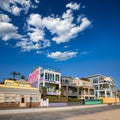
[47,90,59,95]
[63,91,78,96]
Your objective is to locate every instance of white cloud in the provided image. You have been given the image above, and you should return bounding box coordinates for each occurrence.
[16,40,40,52]
[0,2,91,55]
[2,32,22,41]
[11,6,21,16]
[64,46,70,48]
[66,2,80,10]
[36,51,42,54]
[78,18,91,31]
[27,14,43,28]
[0,0,31,15]
[28,28,45,42]
[0,14,10,22]
[47,51,77,61]
[16,37,50,52]
[0,22,17,34]
[35,0,40,3]
[0,14,22,41]
[27,2,91,44]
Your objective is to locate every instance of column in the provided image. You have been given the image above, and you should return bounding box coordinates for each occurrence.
[43,71,45,87]
[97,76,100,98]
[105,90,107,98]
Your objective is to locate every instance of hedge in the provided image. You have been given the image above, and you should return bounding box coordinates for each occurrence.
[68,98,82,102]
[47,96,82,103]
[47,96,68,103]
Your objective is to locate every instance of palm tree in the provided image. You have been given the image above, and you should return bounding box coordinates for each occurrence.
[10,72,21,79]
[10,72,18,79]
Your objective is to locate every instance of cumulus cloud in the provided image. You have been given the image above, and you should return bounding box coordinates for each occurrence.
[16,38,50,52]
[47,51,77,61]
[0,14,22,41]
[27,2,91,44]
[0,1,91,57]
[66,2,80,10]
[0,14,10,22]
[0,0,31,15]
[16,40,40,51]
[28,28,45,42]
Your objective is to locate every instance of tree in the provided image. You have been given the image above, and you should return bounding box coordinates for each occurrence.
[79,86,84,94]
[10,72,21,79]
[20,75,26,80]
[41,86,47,99]
[60,87,65,97]
[10,72,18,79]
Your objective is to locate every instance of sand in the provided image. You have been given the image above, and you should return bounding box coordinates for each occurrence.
[64,109,120,120]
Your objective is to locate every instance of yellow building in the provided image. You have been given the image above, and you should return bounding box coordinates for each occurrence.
[0,79,41,108]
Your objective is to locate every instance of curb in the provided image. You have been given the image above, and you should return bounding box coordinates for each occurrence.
[0,104,109,115]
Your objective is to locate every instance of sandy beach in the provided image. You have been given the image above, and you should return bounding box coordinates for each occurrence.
[64,109,120,120]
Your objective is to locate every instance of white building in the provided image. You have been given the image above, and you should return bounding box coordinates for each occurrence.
[87,74,116,98]
[28,67,61,96]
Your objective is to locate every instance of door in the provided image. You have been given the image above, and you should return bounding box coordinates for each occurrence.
[20,95,25,107]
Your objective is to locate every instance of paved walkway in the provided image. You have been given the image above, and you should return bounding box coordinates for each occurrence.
[0,104,109,115]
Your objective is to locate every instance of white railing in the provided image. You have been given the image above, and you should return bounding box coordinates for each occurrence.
[47,90,59,95]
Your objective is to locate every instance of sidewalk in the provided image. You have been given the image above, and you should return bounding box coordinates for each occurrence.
[0,104,109,115]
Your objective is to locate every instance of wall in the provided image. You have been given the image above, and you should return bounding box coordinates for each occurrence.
[99,97,120,104]
[0,102,20,108]
[28,68,40,88]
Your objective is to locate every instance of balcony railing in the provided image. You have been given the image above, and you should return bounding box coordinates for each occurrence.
[47,90,59,95]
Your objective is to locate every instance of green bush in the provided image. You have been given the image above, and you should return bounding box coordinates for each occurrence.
[68,98,82,102]
[47,96,68,103]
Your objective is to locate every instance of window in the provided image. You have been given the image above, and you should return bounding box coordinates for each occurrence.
[41,73,44,78]
[6,82,14,86]
[55,74,59,81]
[5,94,16,102]
[48,73,49,80]
[50,74,52,81]
[82,82,86,85]
[18,84,24,87]
[93,79,98,84]
[45,73,47,80]
[94,85,98,90]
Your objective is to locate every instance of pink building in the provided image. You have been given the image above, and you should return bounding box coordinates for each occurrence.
[28,67,61,96]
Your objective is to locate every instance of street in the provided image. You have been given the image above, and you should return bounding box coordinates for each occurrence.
[0,105,120,120]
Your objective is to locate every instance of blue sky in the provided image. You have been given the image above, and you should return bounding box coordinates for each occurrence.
[0,0,120,88]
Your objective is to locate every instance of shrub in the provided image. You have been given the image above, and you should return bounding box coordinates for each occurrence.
[47,96,68,103]
[68,98,82,102]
